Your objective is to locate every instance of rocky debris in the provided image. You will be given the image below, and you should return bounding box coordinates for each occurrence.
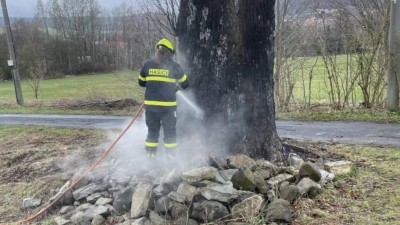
[231,195,265,220]
[296,162,321,183]
[288,153,304,168]
[22,198,42,209]
[324,160,352,175]
[297,177,322,197]
[47,154,343,224]
[130,182,153,218]
[265,199,292,223]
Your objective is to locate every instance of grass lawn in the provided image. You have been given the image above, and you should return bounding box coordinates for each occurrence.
[0,67,398,122]
[0,70,142,101]
[277,108,400,123]
[293,142,400,225]
[286,55,386,105]
[0,70,144,115]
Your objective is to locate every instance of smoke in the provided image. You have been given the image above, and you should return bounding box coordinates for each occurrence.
[98,90,229,180]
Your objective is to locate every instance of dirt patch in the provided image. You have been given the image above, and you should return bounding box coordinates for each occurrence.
[53,98,139,111]
[0,126,105,222]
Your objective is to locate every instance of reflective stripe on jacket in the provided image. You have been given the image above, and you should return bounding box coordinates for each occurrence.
[138,59,188,112]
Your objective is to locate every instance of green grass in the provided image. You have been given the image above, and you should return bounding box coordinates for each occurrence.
[0,70,143,102]
[0,70,144,115]
[285,55,385,104]
[277,108,400,123]
[295,144,400,225]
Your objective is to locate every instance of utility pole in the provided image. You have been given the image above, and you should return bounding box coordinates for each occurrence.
[1,0,24,105]
[387,0,400,111]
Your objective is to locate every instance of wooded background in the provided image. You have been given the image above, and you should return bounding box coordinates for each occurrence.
[0,0,398,110]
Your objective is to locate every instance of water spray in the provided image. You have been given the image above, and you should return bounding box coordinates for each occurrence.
[176,90,204,119]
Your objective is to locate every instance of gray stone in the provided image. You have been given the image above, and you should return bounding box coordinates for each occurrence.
[236,191,257,203]
[280,166,298,176]
[72,183,108,201]
[159,169,182,186]
[91,215,105,225]
[71,211,89,224]
[289,153,304,168]
[60,206,75,215]
[149,211,164,225]
[177,183,198,202]
[87,193,102,204]
[116,222,131,225]
[113,188,132,214]
[266,174,294,188]
[130,183,153,218]
[231,167,256,191]
[132,217,151,225]
[113,175,132,186]
[253,169,271,180]
[324,160,352,175]
[228,154,257,170]
[207,155,226,170]
[266,190,276,203]
[175,218,199,225]
[76,203,93,211]
[155,196,172,214]
[50,181,74,206]
[255,160,277,175]
[191,201,229,222]
[279,181,290,190]
[201,182,239,203]
[83,205,109,220]
[265,199,291,223]
[297,162,322,183]
[231,195,265,220]
[296,177,322,197]
[61,171,74,181]
[54,216,73,225]
[153,184,171,197]
[279,185,299,203]
[168,191,187,203]
[171,202,189,219]
[22,198,41,208]
[253,172,270,194]
[220,169,239,181]
[95,197,113,206]
[320,169,335,184]
[181,166,224,184]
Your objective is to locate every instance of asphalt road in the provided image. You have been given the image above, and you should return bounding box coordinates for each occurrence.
[0,114,399,147]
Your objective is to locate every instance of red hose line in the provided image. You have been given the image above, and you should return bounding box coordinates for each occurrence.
[1,104,144,225]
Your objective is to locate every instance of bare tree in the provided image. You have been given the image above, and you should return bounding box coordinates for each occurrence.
[274,0,315,110]
[27,60,46,99]
[134,0,180,36]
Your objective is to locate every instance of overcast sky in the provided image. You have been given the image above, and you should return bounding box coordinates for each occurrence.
[1,0,127,17]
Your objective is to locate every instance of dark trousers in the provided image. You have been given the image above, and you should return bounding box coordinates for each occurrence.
[145,110,177,151]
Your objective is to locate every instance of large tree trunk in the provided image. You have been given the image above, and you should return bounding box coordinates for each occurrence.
[177,0,283,162]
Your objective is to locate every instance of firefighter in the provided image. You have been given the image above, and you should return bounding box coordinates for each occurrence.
[138,38,189,159]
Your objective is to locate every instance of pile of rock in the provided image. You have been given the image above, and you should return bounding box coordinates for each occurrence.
[44,153,347,225]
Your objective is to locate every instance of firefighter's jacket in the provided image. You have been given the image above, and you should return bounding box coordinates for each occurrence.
[138,59,188,112]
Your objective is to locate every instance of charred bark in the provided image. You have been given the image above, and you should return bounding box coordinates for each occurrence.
[177,0,283,162]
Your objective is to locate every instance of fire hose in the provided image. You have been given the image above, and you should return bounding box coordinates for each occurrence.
[0,103,144,225]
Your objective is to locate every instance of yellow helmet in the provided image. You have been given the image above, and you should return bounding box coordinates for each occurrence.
[156,38,175,53]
